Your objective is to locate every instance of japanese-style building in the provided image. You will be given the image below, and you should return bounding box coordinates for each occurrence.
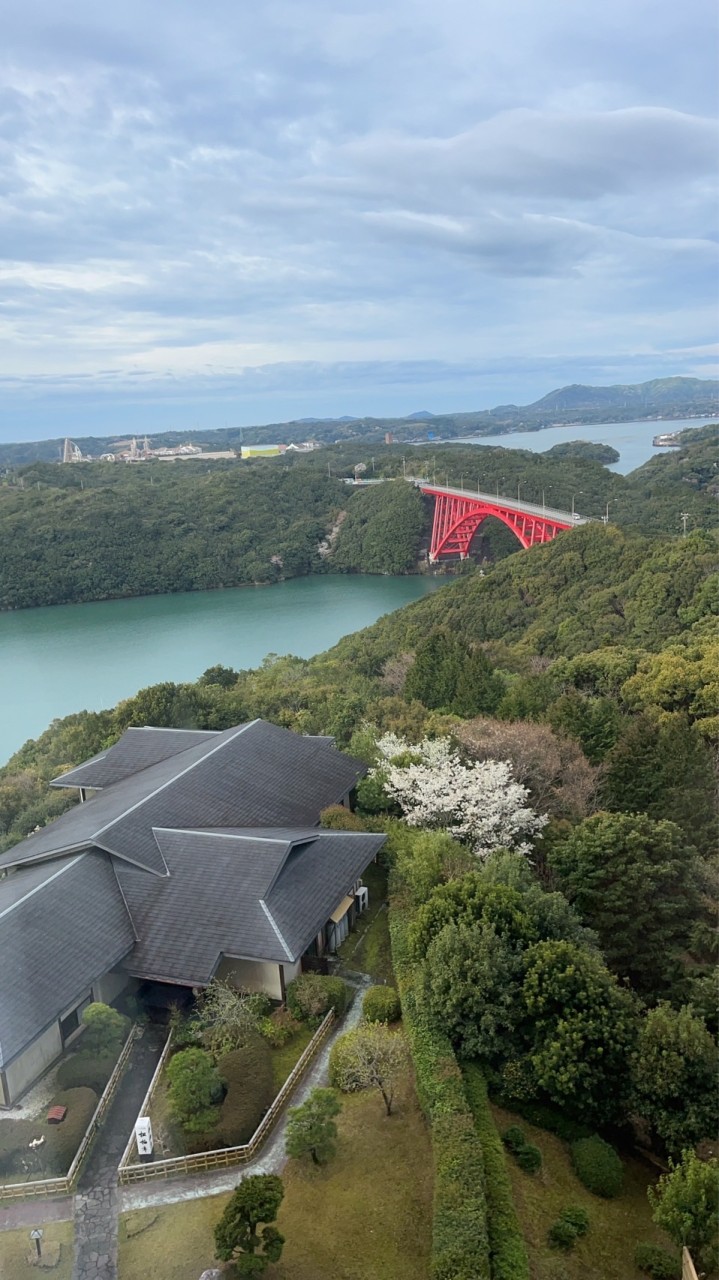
[0,720,384,1105]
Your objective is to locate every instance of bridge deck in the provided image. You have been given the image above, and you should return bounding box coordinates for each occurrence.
[414,480,589,525]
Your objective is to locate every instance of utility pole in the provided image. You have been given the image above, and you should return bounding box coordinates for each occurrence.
[680,511,690,536]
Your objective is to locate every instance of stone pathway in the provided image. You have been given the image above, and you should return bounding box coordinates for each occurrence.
[71,1026,164,1280]
[120,977,370,1212]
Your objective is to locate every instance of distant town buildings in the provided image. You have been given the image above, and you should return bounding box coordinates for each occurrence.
[60,437,320,464]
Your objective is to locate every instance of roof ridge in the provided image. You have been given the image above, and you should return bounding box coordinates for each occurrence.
[151,827,290,844]
[0,853,88,922]
[259,899,293,960]
[91,721,260,844]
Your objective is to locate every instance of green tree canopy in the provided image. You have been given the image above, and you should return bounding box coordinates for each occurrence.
[214,1174,285,1275]
[285,1087,342,1166]
[632,1004,719,1156]
[522,940,638,1125]
[649,1151,719,1274]
[548,812,700,996]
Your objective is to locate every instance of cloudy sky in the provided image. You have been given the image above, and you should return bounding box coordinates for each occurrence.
[1,0,717,440]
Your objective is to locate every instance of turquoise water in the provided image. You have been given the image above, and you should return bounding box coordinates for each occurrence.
[448,417,715,474]
[0,574,441,764]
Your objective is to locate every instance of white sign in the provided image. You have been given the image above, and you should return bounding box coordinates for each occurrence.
[30,1229,43,1240]
[135,1117,154,1156]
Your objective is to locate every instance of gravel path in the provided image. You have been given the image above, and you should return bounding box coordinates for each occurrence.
[120,977,369,1212]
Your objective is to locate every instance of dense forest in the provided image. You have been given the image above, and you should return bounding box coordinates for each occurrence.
[1,424,717,609]
[1,468,716,1276]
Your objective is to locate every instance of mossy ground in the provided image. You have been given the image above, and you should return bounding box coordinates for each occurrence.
[118,1063,432,1280]
[491,1101,676,1280]
[0,1220,73,1279]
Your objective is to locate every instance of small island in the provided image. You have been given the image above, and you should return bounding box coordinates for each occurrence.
[542,440,621,464]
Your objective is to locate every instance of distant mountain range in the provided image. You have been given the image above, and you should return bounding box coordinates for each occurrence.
[1,377,716,466]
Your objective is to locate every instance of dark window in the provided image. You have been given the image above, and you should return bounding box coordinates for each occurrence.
[59,1007,80,1043]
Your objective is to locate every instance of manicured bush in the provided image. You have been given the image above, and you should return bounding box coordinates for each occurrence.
[515,1143,542,1174]
[286,974,350,1022]
[259,1007,302,1048]
[166,1047,225,1135]
[56,1051,115,1094]
[319,804,366,831]
[215,1034,275,1147]
[463,1065,530,1280]
[548,1218,579,1251]
[390,889,491,1280]
[560,1205,590,1237]
[45,1087,99,1174]
[363,985,401,1024]
[634,1243,681,1279]
[570,1135,624,1198]
[80,1002,130,1056]
[501,1125,526,1154]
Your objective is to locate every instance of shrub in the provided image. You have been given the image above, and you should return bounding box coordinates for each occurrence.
[286,974,349,1022]
[501,1125,526,1154]
[548,1218,579,1251]
[570,1135,624,1198]
[80,1002,130,1056]
[516,1143,542,1174]
[215,1035,275,1147]
[166,1048,225,1135]
[389,886,491,1280]
[560,1205,590,1237]
[319,804,366,831]
[56,1051,115,1094]
[45,1087,99,1174]
[463,1065,530,1280]
[634,1243,681,1279]
[259,1007,302,1048]
[168,1003,200,1049]
[363,985,401,1024]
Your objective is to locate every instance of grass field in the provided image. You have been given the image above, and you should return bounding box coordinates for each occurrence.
[118,1059,432,1280]
[337,861,394,984]
[491,1102,677,1280]
[0,1220,73,1279]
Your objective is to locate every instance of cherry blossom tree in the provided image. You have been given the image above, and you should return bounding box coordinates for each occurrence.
[371,733,547,858]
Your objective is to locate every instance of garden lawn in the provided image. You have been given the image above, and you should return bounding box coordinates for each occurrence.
[0,1220,73,1279]
[118,1064,432,1280]
[337,861,394,984]
[491,1102,675,1280]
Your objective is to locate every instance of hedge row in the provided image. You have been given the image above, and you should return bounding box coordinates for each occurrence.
[390,896,491,1280]
[463,1065,530,1280]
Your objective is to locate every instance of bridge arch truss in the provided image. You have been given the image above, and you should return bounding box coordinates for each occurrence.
[422,488,575,560]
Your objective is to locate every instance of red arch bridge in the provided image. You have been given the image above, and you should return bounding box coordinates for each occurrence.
[417,482,589,561]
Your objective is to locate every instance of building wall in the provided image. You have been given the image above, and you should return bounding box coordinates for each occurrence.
[215,956,292,1001]
[92,969,130,1006]
[3,1022,63,1104]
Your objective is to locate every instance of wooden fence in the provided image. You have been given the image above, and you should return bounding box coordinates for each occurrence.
[118,1009,335,1184]
[0,1024,139,1202]
[682,1247,699,1280]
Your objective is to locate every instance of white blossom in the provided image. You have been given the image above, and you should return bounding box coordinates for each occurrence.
[372,733,547,858]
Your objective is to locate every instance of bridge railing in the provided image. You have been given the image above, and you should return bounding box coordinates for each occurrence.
[415,480,588,525]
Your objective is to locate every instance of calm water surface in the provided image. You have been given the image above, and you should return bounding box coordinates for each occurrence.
[0,574,442,764]
[448,417,715,474]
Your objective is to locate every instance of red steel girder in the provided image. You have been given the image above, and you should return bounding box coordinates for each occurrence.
[424,490,572,561]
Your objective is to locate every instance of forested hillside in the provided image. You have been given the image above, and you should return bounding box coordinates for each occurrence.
[2,499,716,1277]
[1,424,716,610]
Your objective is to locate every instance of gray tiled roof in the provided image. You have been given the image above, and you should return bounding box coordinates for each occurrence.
[0,721,366,878]
[113,827,383,983]
[50,727,220,790]
[0,853,135,1069]
[267,830,385,957]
